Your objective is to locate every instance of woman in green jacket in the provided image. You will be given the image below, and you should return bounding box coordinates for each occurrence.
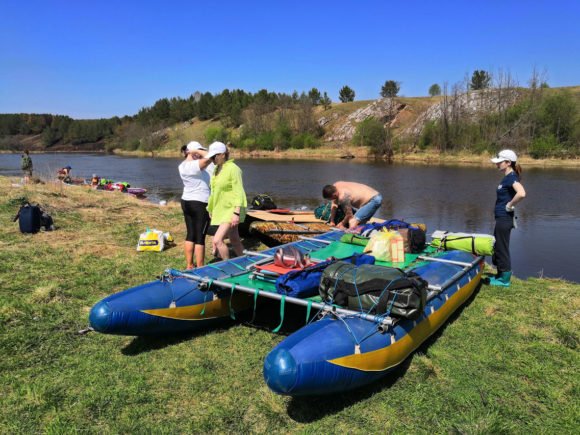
[206,142,247,260]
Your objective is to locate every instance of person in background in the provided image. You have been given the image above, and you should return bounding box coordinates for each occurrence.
[57,166,72,183]
[206,141,247,260]
[21,150,33,184]
[90,174,100,189]
[179,141,213,269]
[488,149,526,287]
[322,181,383,229]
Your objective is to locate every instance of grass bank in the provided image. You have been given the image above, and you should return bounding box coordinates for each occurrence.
[0,177,578,433]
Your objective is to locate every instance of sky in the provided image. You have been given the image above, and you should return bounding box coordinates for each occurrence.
[1,0,579,119]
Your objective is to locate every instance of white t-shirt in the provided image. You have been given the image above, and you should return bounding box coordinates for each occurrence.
[205,161,216,176]
[179,160,211,202]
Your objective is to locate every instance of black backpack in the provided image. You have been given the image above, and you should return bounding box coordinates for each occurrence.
[14,203,54,234]
[251,194,277,210]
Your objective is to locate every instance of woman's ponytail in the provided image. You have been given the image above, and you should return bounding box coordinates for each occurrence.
[511,162,522,179]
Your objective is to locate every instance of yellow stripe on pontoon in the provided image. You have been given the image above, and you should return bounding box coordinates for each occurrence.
[141,294,252,321]
[328,269,482,372]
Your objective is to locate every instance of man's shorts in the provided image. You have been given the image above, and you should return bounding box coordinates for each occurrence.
[354,194,383,224]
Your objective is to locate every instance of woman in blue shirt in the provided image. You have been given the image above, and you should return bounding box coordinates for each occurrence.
[489,149,526,287]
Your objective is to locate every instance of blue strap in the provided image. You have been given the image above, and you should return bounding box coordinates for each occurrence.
[229,284,237,320]
[229,261,246,271]
[272,296,286,333]
[206,264,227,274]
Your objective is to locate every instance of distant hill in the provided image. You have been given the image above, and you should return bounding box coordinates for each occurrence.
[1,86,579,159]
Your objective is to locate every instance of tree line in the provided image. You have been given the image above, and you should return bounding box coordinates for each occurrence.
[0,114,123,149]
[1,71,577,158]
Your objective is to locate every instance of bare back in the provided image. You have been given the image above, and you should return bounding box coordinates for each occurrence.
[334,181,379,209]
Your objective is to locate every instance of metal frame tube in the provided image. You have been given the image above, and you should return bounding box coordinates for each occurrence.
[177,271,394,327]
[417,256,472,267]
[426,255,484,298]
[298,236,332,244]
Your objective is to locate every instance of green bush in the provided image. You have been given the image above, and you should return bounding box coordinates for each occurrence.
[536,91,578,142]
[303,133,321,149]
[352,117,387,155]
[290,132,320,149]
[472,139,492,154]
[418,121,437,150]
[204,124,229,144]
[127,138,141,151]
[239,137,256,151]
[273,121,292,150]
[530,134,559,159]
[256,132,275,150]
[290,135,304,149]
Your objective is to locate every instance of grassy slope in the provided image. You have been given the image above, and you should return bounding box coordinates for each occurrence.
[0,177,578,433]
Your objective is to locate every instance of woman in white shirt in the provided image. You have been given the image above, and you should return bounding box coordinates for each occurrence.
[179,141,213,269]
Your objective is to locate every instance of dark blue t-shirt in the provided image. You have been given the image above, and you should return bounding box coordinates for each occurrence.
[495,172,518,217]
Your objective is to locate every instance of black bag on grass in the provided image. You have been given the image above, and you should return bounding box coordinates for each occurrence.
[319,262,428,319]
[14,203,54,233]
[16,203,41,233]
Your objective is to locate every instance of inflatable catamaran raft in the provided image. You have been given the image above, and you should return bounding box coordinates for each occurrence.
[89,227,486,396]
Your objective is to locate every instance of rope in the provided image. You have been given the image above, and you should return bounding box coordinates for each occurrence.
[357,314,390,344]
[352,267,364,312]
[272,295,286,333]
[334,314,361,346]
[363,277,405,316]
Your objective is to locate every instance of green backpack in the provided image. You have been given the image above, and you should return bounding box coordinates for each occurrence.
[314,202,345,225]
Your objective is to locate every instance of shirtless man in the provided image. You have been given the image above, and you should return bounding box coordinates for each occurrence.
[322,181,383,229]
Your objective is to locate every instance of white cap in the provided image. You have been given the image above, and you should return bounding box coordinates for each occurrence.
[491,149,517,163]
[207,141,227,159]
[186,141,206,152]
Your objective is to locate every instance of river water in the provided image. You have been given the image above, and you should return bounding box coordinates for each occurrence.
[2,152,579,282]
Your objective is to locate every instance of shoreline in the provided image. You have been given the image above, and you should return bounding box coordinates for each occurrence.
[7,147,580,169]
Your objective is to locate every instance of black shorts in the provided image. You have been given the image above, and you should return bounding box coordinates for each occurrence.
[181,200,210,244]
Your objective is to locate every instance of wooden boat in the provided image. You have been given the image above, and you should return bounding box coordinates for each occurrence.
[249,220,331,246]
[89,230,484,396]
[241,209,324,237]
